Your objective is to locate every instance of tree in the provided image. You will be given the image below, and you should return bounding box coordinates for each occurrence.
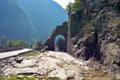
[0,36,7,48]
[6,39,28,48]
[66,0,82,12]
[33,41,43,50]
[73,0,82,11]
[66,2,74,13]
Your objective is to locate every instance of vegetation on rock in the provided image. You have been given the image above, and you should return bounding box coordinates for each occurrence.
[66,0,82,12]
[20,51,39,57]
[32,41,43,50]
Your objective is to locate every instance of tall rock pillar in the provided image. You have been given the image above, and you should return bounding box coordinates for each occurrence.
[67,10,73,55]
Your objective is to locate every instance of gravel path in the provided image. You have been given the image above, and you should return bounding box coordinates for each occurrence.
[0,48,33,59]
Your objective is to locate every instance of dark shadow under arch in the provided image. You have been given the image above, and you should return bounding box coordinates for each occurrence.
[54,35,66,52]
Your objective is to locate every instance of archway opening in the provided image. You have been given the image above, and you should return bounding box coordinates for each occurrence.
[54,35,66,52]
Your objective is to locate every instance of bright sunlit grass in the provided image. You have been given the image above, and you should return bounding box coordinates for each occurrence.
[21,51,39,57]
[0,75,59,80]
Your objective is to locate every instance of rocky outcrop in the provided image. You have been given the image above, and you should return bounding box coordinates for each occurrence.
[2,51,90,80]
[44,22,68,51]
[45,0,120,71]
[44,9,87,51]
[72,0,120,71]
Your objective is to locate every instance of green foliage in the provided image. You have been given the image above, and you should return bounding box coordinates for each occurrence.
[81,19,95,37]
[73,0,82,11]
[32,41,43,50]
[1,75,59,80]
[21,51,39,57]
[0,76,5,80]
[6,39,28,48]
[66,0,82,12]
[0,36,7,48]
[66,2,74,13]
[7,75,18,80]
[0,35,29,48]
[82,20,94,30]
[117,29,120,38]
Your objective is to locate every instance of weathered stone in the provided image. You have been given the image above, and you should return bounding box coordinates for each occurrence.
[2,51,90,80]
[44,22,68,51]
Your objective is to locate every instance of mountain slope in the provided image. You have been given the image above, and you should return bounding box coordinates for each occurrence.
[19,0,68,41]
[0,0,67,42]
[0,0,36,41]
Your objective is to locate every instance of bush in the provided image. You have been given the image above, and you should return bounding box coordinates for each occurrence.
[32,41,43,50]
[66,0,82,12]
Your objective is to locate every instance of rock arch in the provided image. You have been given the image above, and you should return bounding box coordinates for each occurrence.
[54,35,65,51]
[44,22,68,51]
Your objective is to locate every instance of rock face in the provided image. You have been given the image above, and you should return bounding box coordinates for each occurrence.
[44,22,68,51]
[44,10,84,51]
[2,51,90,80]
[45,0,120,71]
[73,0,120,70]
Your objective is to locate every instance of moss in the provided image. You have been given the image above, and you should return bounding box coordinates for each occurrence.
[81,19,95,37]
[0,76,5,80]
[21,51,39,57]
[82,19,94,31]
[117,29,120,38]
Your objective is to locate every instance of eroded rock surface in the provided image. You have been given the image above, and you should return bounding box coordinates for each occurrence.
[2,51,90,80]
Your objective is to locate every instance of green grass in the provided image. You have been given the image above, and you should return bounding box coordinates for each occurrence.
[21,51,39,57]
[0,75,59,80]
[0,76,5,80]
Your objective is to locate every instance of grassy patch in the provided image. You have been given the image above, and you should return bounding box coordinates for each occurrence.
[2,75,59,80]
[82,19,95,37]
[0,76,5,80]
[83,77,117,80]
[82,20,94,31]
[21,51,39,57]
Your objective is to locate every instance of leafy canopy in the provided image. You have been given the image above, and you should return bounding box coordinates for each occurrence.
[66,0,82,12]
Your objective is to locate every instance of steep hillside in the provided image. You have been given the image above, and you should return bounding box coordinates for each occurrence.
[0,0,67,42]
[19,0,68,41]
[0,0,36,41]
